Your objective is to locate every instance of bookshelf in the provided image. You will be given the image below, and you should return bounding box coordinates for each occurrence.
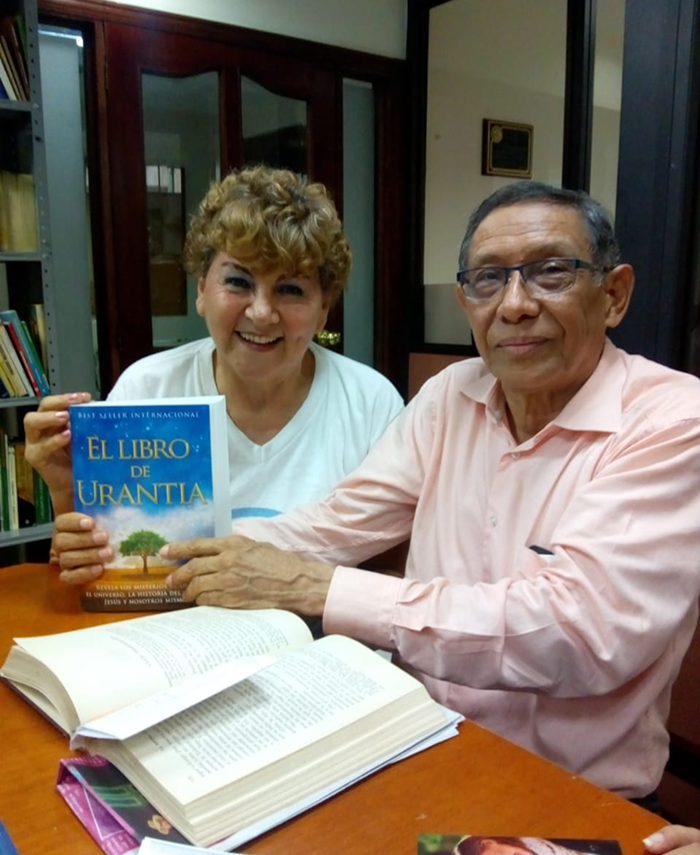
[0,0,57,556]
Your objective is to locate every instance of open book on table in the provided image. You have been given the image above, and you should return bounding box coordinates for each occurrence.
[1,607,462,849]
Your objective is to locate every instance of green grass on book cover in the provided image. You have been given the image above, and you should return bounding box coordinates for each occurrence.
[70,397,230,613]
[418,836,623,855]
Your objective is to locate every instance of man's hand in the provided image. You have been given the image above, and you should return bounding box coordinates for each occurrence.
[163,536,333,615]
[53,512,113,585]
[644,826,700,855]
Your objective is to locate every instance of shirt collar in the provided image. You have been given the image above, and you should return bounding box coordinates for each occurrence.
[461,338,625,434]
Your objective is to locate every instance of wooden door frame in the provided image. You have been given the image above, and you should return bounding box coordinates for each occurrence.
[40,0,410,396]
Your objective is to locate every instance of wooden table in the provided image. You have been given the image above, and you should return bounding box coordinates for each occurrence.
[0,563,665,855]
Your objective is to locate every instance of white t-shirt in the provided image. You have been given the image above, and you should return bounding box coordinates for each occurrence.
[108,339,404,521]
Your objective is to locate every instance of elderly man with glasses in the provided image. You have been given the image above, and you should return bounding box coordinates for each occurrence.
[62,182,700,809]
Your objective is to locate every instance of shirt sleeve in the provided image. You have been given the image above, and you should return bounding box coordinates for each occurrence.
[330,418,700,698]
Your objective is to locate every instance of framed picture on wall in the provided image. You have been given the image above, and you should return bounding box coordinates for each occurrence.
[481,119,533,178]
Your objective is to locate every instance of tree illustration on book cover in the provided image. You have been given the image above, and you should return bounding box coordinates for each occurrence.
[70,398,229,612]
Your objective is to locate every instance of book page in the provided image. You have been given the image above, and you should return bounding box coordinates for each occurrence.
[107,635,442,805]
[5,607,312,728]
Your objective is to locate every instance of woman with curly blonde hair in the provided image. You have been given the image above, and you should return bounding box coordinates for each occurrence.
[25,165,403,586]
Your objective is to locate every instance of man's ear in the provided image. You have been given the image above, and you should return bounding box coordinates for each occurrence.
[603,263,635,329]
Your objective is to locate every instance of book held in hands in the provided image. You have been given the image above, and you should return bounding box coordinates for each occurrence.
[0,606,462,849]
[70,397,230,611]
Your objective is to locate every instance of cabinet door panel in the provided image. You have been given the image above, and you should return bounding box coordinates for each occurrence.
[103,23,341,381]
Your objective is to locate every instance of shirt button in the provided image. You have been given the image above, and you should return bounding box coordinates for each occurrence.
[490,514,498,527]
[511,452,520,460]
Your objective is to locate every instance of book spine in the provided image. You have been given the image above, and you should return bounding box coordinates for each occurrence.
[6,440,18,530]
[0,323,32,396]
[12,440,35,527]
[2,319,41,396]
[32,468,46,524]
[20,319,50,394]
[0,359,13,398]
[27,303,48,371]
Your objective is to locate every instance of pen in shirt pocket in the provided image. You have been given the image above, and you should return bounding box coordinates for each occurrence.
[529,544,555,558]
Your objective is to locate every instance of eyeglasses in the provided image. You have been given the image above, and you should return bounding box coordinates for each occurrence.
[456,257,605,301]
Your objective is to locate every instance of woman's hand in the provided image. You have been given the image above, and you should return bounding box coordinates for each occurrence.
[52,511,113,585]
[644,826,700,855]
[23,392,92,514]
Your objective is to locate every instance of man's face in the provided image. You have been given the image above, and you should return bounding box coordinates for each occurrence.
[457,202,626,411]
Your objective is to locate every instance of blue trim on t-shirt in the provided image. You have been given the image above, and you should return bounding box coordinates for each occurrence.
[231,507,282,519]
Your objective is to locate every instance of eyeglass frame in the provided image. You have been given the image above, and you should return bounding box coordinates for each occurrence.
[456,257,610,301]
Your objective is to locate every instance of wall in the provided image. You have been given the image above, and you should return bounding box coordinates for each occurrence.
[100,0,407,58]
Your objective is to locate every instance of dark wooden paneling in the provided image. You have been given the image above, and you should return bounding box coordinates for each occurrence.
[562,0,596,191]
[613,0,700,367]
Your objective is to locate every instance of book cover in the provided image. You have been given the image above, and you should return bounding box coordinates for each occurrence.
[70,397,230,612]
[418,836,623,855]
[56,755,189,855]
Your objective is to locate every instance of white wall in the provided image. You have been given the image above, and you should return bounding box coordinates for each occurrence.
[100,0,407,59]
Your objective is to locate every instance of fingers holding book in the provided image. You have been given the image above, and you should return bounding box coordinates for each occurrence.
[23,391,92,514]
[164,535,333,615]
[53,511,112,584]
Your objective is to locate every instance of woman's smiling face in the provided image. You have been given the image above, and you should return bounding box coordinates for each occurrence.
[196,252,329,386]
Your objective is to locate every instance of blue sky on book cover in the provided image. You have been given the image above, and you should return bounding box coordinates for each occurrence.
[72,402,219,568]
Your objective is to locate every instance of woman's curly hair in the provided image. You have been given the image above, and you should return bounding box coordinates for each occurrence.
[183,164,352,306]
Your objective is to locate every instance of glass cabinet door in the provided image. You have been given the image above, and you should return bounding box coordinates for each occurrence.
[141,71,220,351]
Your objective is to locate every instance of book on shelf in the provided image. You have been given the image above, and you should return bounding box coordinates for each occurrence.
[0,171,38,252]
[0,53,13,101]
[0,309,50,394]
[33,466,52,524]
[0,370,10,398]
[0,16,28,100]
[0,37,20,100]
[0,321,33,396]
[0,428,8,531]
[5,439,18,529]
[71,397,230,612]
[417,836,623,855]
[21,318,49,383]
[27,302,48,371]
[0,606,462,850]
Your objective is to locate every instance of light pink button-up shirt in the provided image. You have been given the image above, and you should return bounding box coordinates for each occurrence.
[236,340,700,797]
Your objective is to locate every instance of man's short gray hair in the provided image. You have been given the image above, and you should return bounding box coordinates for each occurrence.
[458,181,621,273]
